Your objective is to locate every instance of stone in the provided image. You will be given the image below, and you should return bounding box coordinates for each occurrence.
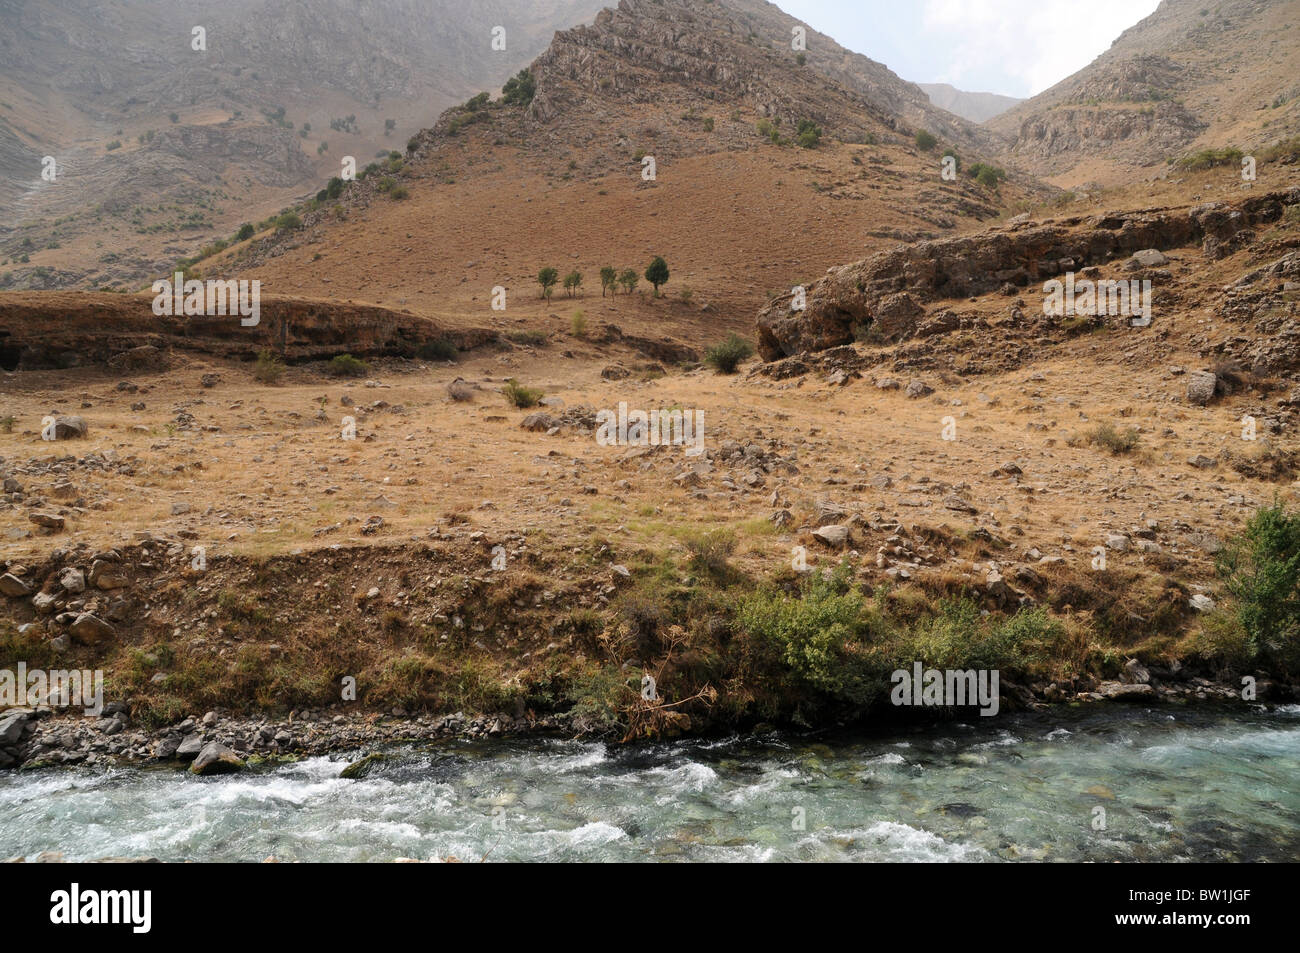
[190,742,244,775]
[50,416,88,439]
[1186,370,1217,406]
[812,525,850,548]
[29,512,65,531]
[943,494,977,514]
[520,412,559,432]
[905,380,934,399]
[1130,249,1168,268]
[1189,593,1216,612]
[1105,534,1130,552]
[69,612,116,644]
[57,567,85,593]
[176,734,204,759]
[0,573,32,597]
[1188,454,1216,469]
[1095,681,1157,701]
[89,560,130,590]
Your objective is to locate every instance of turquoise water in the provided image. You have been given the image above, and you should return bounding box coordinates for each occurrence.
[2,703,1297,862]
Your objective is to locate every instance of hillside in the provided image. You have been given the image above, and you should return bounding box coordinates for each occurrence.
[988,0,1300,185]
[179,0,1036,350]
[0,0,608,291]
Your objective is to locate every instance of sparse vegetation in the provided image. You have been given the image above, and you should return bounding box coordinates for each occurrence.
[1077,421,1142,455]
[326,354,369,378]
[502,378,543,408]
[502,69,536,107]
[705,333,754,373]
[1174,147,1244,171]
[1212,502,1300,676]
[915,129,937,151]
[571,310,587,338]
[252,349,285,384]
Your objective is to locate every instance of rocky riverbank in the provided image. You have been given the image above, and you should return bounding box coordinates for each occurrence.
[0,660,1282,775]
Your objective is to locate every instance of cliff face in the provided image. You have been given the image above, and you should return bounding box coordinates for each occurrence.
[0,292,494,371]
[755,187,1300,359]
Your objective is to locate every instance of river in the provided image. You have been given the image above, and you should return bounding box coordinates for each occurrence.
[2,702,1297,862]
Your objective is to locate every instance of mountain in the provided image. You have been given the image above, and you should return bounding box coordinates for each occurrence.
[198,0,1028,344]
[0,0,609,289]
[919,83,1021,123]
[988,0,1300,185]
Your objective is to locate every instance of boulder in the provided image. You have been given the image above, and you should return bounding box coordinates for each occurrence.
[89,560,130,590]
[57,567,85,593]
[0,573,32,597]
[812,525,850,548]
[51,416,88,439]
[1186,370,1217,406]
[69,612,115,644]
[190,742,244,776]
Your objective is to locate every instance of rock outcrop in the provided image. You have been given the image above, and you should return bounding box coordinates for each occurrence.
[757,188,1300,360]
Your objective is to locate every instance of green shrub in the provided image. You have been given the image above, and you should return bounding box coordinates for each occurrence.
[502,379,543,408]
[1216,502,1300,674]
[502,69,536,106]
[915,130,937,151]
[1175,147,1244,171]
[618,268,639,295]
[417,338,458,361]
[235,223,255,241]
[705,333,754,373]
[599,265,617,296]
[563,270,583,297]
[506,330,548,347]
[389,185,409,200]
[1083,421,1141,455]
[253,349,284,384]
[570,310,587,338]
[796,119,821,149]
[274,211,301,232]
[327,354,369,378]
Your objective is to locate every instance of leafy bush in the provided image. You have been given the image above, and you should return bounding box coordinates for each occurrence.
[563,270,583,297]
[705,333,754,373]
[1216,502,1300,673]
[1083,421,1141,455]
[274,211,301,232]
[253,349,284,384]
[571,310,587,338]
[389,185,409,200]
[417,338,458,361]
[968,162,1006,188]
[1175,147,1244,171]
[599,266,617,296]
[235,223,255,241]
[684,529,736,578]
[326,354,369,377]
[502,379,543,408]
[618,268,639,295]
[796,119,821,149]
[915,130,937,151]
[502,69,536,106]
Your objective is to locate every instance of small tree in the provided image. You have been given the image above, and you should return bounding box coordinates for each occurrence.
[537,267,559,301]
[796,119,821,149]
[502,69,536,106]
[645,257,670,295]
[599,266,617,297]
[563,270,583,297]
[618,269,639,295]
[915,129,937,151]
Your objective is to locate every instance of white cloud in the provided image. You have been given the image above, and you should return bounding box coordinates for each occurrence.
[920,0,1161,96]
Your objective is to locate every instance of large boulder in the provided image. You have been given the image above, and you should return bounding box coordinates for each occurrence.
[69,612,115,644]
[1186,370,1218,406]
[190,742,244,775]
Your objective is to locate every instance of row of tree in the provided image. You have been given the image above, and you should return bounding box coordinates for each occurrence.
[537,257,670,300]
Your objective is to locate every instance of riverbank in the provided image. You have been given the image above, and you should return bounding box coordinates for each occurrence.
[0,665,1282,774]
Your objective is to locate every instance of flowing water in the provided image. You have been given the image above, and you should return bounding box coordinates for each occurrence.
[2,703,1297,862]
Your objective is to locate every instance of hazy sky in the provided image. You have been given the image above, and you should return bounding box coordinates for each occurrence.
[776,0,1162,99]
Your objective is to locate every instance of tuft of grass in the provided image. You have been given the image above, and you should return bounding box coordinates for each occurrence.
[1081,421,1141,454]
[502,379,543,408]
[417,338,458,361]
